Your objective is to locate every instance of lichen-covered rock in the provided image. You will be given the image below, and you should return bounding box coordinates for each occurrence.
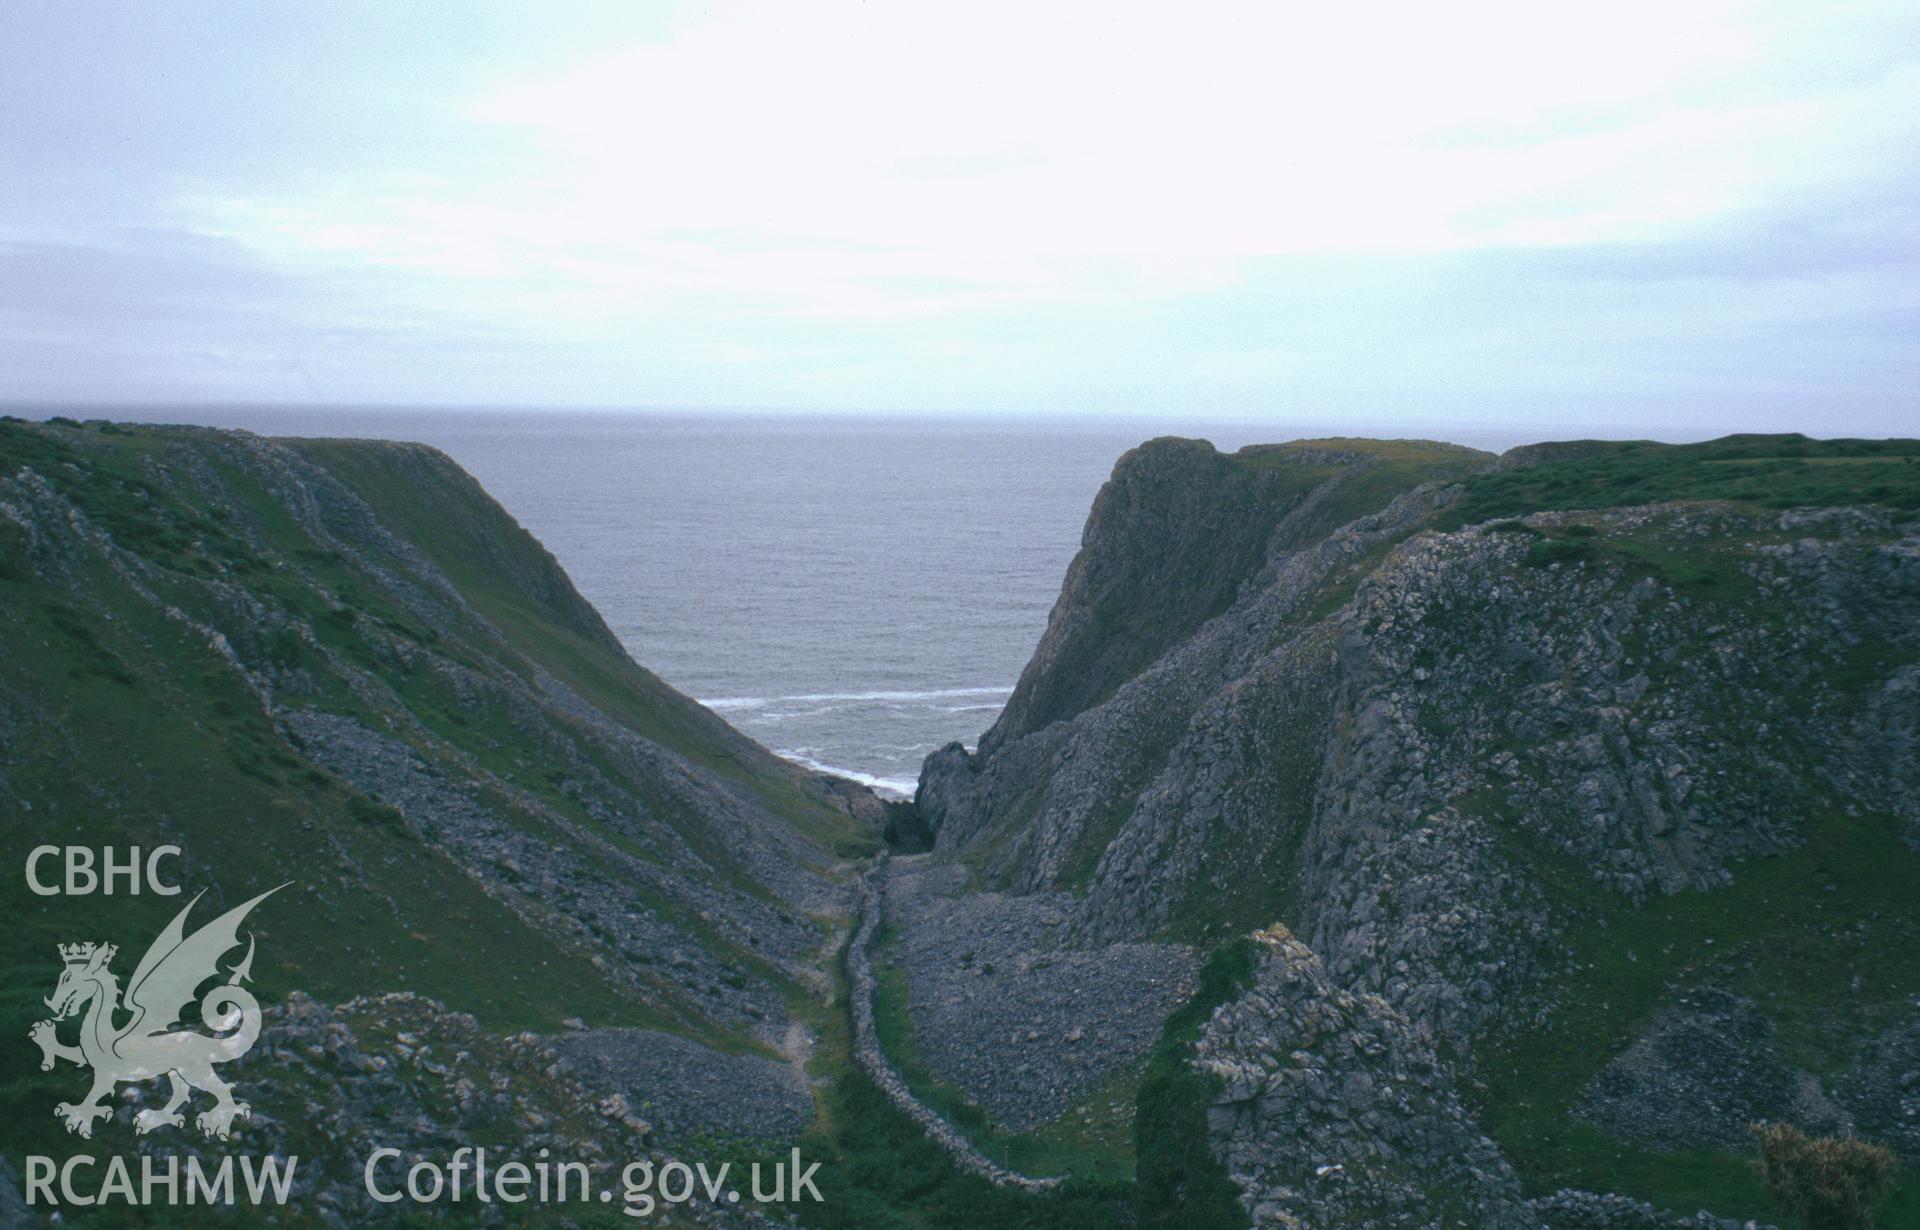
[1199,925,1532,1229]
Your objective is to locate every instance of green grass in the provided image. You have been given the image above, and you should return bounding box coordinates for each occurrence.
[1230,438,1489,535]
[1134,939,1259,1229]
[1472,802,1920,1226]
[746,936,1142,1230]
[794,1070,1136,1230]
[11,417,1916,1226]
[1441,434,1920,529]
[1427,496,1920,1226]
[845,932,1266,1228]
[0,420,765,1020]
[0,416,962,1226]
[0,599,657,1034]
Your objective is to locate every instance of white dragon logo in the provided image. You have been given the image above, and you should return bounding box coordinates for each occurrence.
[28,885,285,1140]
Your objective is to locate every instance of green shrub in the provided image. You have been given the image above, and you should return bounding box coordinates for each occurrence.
[833,834,885,860]
[1523,539,1595,568]
[1751,1123,1897,1230]
[346,794,414,839]
[1135,939,1259,1229]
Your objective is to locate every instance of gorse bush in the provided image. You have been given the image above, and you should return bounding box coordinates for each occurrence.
[1750,1122,1898,1230]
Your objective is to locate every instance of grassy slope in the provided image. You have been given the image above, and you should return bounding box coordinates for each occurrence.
[0,419,861,1185]
[768,931,1134,1230]
[284,438,853,849]
[1479,799,1920,1225]
[9,423,1917,1226]
[1439,433,1920,529]
[788,928,1255,1230]
[0,423,640,1014]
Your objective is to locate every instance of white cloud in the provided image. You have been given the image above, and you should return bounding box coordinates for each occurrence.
[175,0,1920,336]
[5,0,1917,424]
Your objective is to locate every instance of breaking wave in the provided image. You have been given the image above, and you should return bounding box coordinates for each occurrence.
[773,750,920,800]
[699,685,1013,713]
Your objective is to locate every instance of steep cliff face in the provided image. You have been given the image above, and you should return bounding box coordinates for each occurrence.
[0,421,872,1111]
[919,439,1489,913]
[980,437,1489,757]
[915,433,1920,1225]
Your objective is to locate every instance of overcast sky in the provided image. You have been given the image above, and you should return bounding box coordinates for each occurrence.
[2,1,1916,435]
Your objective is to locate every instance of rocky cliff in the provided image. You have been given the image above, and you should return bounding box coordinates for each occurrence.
[912,434,1920,1227]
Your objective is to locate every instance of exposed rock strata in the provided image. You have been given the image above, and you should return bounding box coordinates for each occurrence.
[913,437,1920,1220]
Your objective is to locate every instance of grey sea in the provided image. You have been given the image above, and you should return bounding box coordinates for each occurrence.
[103,408,1540,795]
